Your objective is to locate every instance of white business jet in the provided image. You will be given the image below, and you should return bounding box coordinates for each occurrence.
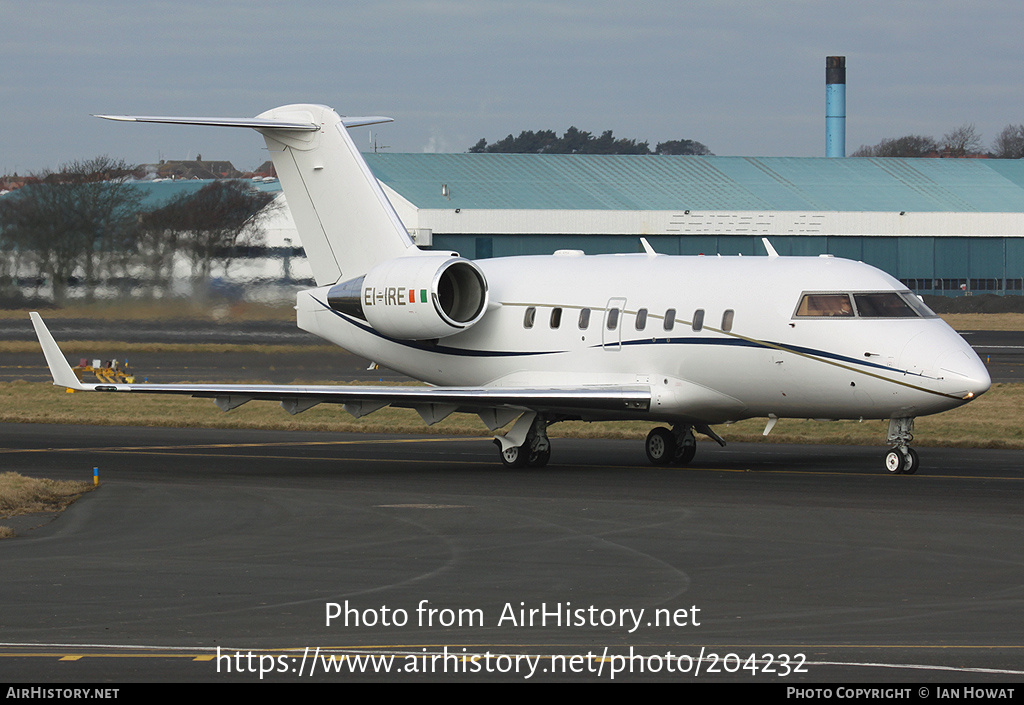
[31,104,991,473]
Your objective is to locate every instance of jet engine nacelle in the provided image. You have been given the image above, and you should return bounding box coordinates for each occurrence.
[328,255,488,340]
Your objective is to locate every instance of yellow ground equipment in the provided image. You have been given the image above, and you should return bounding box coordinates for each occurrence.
[69,358,136,390]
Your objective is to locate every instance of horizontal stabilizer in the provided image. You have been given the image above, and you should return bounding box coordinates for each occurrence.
[98,104,413,285]
[94,114,394,131]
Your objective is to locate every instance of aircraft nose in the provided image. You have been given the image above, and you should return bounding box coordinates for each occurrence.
[900,326,991,401]
[934,344,991,400]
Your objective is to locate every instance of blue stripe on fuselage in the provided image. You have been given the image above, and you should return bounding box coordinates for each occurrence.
[312,297,564,357]
[614,336,933,379]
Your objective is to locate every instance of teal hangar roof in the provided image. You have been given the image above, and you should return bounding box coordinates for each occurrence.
[363,154,1024,213]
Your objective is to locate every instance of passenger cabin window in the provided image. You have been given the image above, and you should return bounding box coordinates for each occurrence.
[795,293,854,317]
[606,308,620,331]
[578,308,591,329]
[692,309,705,332]
[664,308,676,331]
[721,309,734,332]
[635,308,648,331]
[550,307,562,329]
[524,307,536,328]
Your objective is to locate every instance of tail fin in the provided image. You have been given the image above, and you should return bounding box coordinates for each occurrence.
[97,105,422,285]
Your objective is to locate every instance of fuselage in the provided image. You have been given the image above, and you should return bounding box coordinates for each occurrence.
[297,252,990,425]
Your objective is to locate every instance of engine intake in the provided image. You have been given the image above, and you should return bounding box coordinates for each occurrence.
[327,255,488,340]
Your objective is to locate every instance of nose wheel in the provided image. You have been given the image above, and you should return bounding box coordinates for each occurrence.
[884,446,919,474]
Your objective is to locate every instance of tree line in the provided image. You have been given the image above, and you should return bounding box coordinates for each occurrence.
[469,128,713,155]
[0,157,276,304]
[852,123,1024,158]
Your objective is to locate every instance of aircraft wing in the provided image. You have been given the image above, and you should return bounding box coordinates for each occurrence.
[30,313,650,427]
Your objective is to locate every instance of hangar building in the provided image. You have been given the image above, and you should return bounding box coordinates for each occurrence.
[18,154,1016,301]
[363,153,1024,296]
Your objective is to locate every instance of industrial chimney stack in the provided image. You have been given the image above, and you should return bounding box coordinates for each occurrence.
[826,56,846,157]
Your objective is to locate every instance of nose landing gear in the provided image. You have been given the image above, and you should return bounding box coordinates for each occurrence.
[884,447,919,474]
[885,417,919,474]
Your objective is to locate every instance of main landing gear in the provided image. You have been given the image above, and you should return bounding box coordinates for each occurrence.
[494,415,924,474]
[494,413,552,468]
[884,417,919,474]
[645,425,698,466]
[497,442,551,468]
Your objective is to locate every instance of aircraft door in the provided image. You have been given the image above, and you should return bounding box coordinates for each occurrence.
[603,297,626,350]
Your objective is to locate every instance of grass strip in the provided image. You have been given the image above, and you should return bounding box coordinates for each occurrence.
[0,471,94,538]
[939,313,1024,331]
[0,340,338,355]
[2,380,1022,449]
[0,301,294,321]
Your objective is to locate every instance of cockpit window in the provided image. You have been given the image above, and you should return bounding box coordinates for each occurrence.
[795,293,854,317]
[795,291,936,319]
[898,292,938,318]
[853,293,917,318]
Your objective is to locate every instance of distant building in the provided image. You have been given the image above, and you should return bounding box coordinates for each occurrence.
[141,159,243,180]
[7,155,1024,301]
[360,154,1024,296]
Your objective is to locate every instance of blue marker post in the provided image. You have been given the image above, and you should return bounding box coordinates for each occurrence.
[826,56,846,158]
[93,467,99,486]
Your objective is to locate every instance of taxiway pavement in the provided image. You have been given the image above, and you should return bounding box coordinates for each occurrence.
[1,423,1022,682]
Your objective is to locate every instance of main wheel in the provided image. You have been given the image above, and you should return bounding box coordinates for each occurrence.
[527,446,551,468]
[645,427,675,465]
[672,442,697,466]
[498,442,528,468]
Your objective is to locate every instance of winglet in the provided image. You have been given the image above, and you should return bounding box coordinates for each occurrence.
[29,313,87,390]
[762,237,780,258]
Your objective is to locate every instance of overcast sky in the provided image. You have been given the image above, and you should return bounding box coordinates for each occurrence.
[3,0,1023,173]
